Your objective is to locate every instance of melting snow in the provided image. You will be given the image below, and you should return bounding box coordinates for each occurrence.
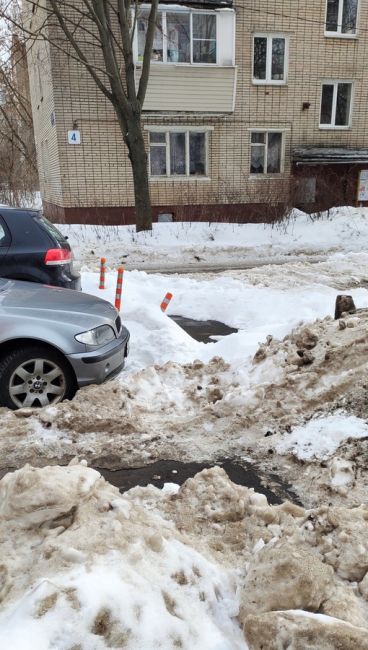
[276,414,368,460]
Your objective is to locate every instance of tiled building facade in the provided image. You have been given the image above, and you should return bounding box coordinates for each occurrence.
[27,0,368,224]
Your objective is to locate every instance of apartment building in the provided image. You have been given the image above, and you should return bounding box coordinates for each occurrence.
[27,0,368,224]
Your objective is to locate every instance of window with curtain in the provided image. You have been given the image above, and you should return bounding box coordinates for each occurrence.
[250,132,283,174]
[149,130,208,177]
[137,9,217,64]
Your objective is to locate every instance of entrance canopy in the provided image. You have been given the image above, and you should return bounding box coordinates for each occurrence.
[159,0,233,6]
[293,147,368,165]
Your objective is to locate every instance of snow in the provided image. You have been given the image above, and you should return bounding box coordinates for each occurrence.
[2,211,368,497]
[3,207,368,647]
[0,465,248,650]
[0,554,245,650]
[276,414,368,460]
[59,207,368,271]
[0,192,42,210]
[81,267,368,372]
[2,463,368,649]
[65,206,368,374]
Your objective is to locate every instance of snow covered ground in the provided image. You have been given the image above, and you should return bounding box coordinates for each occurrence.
[80,260,368,372]
[60,206,368,271]
[2,207,368,648]
[3,208,368,490]
[0,191,42,210]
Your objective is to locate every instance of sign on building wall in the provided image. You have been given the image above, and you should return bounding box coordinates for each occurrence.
[68,130,81,145]
[358,170,368,202]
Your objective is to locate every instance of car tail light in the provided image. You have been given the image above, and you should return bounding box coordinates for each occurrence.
[44,248,72,266]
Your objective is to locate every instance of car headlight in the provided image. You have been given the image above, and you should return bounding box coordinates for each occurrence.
[75,325,116,346]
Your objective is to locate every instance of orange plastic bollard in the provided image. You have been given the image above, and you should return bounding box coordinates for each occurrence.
[115,267,124,311]
[99,257,106,289]
[161,292,173,312]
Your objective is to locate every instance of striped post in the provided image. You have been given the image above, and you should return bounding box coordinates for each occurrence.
[114,267,124,311]
[161,292,173,312]
[99,257,106,290]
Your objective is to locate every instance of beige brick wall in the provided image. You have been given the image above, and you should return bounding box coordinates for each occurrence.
[28,0,368,212]
[25,1,63,205]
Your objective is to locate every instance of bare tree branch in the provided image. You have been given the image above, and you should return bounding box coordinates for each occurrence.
[48,0,114,101]
[0,0,158,230]
[137,0,158,105]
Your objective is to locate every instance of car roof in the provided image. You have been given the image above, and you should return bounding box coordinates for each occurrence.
[0,206,40,215]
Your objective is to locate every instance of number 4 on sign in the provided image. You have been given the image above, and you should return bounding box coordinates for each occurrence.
[68,130,81,145]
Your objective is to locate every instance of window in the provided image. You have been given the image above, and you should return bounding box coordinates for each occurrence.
[253,35,287,84]
[0,218,10,247]
[148,130,208,177]
[0,223,6,246]
[138,11,163,61]
[250,132,283,174]
[137,9,217,64]
[192,14,216,64]
[37,52,43,100]
[167,13,190,63]
[35,216,67,246]
[325,0,358,35]
[320,82,352,127]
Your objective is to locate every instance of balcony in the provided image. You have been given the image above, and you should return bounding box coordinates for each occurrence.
[136,63,237,113]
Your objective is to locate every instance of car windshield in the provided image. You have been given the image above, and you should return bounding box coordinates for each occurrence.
[34,216,67,246]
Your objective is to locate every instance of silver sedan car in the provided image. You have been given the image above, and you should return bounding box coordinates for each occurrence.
[0,279,130,409]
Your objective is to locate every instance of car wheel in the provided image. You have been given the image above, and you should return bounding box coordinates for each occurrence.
[0,346,76,410]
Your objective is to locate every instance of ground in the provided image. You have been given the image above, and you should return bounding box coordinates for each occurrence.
[1,207,368,648]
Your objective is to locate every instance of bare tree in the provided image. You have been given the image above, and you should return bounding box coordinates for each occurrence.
[0,32,38,206]
[1,0,159,231]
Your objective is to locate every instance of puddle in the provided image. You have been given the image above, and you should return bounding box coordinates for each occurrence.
[96,459,301,505]
[0,460,301,506]
[170,315,238,343]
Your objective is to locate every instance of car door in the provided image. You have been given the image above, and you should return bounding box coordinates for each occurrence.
[0,216,11,272]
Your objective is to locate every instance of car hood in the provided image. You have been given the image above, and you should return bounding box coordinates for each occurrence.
[0,279,118,327]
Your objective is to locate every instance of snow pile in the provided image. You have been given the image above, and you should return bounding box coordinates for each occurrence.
[80,266,368,371]
[0,463,246,650]
[276,414,368,460]
[244,611,368,649]
[59,207,368,271]
[3,309,368,506]
[1,462,368,649]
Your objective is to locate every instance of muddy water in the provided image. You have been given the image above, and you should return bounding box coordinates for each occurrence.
[170,315,238,343]
[96,459,301,505]
[0,460,301,504]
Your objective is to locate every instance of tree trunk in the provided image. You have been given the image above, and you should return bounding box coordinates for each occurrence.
[123,118,152,232]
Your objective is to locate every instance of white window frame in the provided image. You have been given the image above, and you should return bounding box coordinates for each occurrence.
[135,6,218,66]
[324,0,359,38]
[146,126,213,179]
[252,34,289,85]
[249,129,286,176]
[319,80,353,129]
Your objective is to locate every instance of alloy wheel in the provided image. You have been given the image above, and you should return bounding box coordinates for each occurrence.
[9,358,66,408]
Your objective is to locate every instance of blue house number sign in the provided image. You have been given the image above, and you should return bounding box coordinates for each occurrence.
[68,130,81,145]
